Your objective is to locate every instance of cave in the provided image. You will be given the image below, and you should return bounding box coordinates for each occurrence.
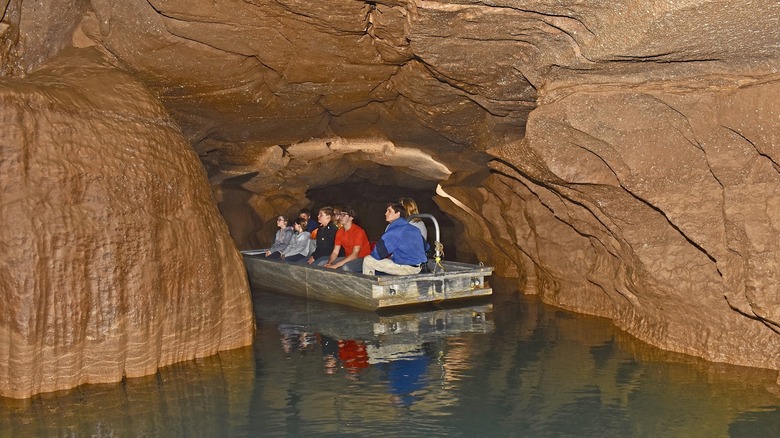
[304,175,463,257]
[2,0,780,398]
[218,161,474,263]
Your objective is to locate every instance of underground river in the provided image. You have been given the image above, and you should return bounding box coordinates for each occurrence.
[1,278,779,437]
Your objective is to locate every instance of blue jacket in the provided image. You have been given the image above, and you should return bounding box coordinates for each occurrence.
[370,219,427,265]
[306,218,319,233]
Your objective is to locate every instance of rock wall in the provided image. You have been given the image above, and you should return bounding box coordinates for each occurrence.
[437,81,780,369]
[0,48,254,398]
[2,0,780,375]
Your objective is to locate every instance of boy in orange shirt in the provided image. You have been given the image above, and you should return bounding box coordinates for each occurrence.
[322,206,371,272]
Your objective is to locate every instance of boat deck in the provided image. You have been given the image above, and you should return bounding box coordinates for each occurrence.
[242,253,493,310]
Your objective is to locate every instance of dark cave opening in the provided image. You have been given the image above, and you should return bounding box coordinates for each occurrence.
[215,163,476,262]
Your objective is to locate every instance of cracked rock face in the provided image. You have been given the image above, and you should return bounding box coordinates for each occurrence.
[0,47,254,398]
[2,0,780,396]
[484,84,780,368]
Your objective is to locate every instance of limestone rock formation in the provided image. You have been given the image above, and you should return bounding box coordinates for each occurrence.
[1,0,780,392]
[479,83,780,369]
[0,47,254,398]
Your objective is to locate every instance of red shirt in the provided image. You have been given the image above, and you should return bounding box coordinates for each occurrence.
[335,223,371,258]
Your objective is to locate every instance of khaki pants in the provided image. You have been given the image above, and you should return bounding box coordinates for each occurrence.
[362,256,421,276]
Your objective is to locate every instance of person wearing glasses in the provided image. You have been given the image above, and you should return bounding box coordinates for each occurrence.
[263,215,293,259]
[322,207,371,272]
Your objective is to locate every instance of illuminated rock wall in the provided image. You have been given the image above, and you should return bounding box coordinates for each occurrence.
[1,0,779,376]
[437,83,780,369]
[0,48,254,399]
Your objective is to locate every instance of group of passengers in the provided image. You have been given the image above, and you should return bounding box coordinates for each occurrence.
[262,199,428,276]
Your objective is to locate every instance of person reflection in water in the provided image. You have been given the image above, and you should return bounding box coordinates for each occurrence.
[379,345,432,407]
[338,339,369,379]
[277,324,320,357]
[318,334,340,375]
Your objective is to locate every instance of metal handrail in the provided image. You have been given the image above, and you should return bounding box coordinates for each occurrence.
[407,213,443,260]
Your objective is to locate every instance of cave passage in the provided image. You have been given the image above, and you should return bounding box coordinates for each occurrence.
[215,165,473,261]
[305,175,467,260]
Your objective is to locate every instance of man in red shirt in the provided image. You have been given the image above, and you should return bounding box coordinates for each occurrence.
[322,206,371,272]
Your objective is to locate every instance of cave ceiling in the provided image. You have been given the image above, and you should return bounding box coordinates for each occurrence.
[5,0,780,383]
[6,0,779,191]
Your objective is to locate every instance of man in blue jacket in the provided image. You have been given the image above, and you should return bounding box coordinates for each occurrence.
[362,203,428,276]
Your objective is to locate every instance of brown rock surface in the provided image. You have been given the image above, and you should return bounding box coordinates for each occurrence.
[1,0,780,393]
[481,82,780,369]
[0,47,254,398]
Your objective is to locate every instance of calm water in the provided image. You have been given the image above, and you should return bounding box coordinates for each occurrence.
[2,278,779,437]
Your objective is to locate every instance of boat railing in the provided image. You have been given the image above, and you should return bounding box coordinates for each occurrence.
[407,213,443,261]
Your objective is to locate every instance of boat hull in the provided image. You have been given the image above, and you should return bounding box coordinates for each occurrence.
[242,254,493,310]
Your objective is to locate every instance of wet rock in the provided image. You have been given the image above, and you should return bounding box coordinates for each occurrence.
[1,0,780,381]
[481,83,780,370]
[0,47,254,398]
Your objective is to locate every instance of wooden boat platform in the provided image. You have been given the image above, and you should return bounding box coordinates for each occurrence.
[242,253,493,311]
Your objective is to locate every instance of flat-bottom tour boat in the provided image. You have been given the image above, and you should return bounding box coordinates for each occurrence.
[242,214,493,311]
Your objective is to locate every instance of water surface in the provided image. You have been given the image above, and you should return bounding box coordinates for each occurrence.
[1,278,779,437]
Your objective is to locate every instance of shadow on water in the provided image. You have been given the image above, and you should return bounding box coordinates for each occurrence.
[1,276,779,437]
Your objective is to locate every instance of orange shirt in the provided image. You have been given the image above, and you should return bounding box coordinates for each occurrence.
[334,223,371,258]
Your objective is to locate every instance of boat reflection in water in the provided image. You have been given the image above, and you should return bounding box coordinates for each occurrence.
[4,280,778,436]
[256,286,493,407]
